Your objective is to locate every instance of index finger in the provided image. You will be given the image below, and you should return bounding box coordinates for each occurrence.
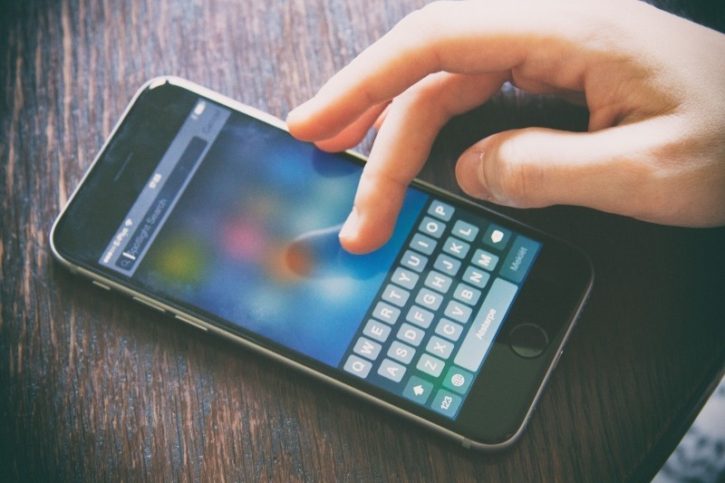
[287,0,595,141]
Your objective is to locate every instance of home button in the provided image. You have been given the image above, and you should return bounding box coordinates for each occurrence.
[509,323,549,358]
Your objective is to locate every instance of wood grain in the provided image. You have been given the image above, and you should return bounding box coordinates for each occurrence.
[1,1,723,481]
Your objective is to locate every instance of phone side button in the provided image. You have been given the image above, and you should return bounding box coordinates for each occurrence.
[174,313,208,332]
[92,280,111,291]
[132,296,166,313]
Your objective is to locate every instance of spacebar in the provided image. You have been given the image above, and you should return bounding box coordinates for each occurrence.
[454,278,518,372]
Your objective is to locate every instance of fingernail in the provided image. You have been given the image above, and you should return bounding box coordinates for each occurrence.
[457,150,492,200]
[339,207,360,241]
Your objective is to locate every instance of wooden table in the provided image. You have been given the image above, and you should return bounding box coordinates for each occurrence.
[2,1,723,481]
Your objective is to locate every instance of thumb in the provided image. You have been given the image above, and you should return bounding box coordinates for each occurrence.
[454,124,661,218]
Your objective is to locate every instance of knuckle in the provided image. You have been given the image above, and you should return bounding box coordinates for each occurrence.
[361,163,407,195]
[625,157,683,222]
[389,74,453,127]
[398,74,444,108]
[605,149,687,224]
[398,1,449,35]
[397,6,428,33]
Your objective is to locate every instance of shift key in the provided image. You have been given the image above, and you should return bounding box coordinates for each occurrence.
[453,278,518,372]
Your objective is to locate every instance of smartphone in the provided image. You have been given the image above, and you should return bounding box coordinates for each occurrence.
[51,77,593,450]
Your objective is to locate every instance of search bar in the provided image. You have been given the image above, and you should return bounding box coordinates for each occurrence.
[116,136,208,270]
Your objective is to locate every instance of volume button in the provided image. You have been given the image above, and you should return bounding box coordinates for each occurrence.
[132,296,166,313]
[174,313,208,332]
[92,280,111,291]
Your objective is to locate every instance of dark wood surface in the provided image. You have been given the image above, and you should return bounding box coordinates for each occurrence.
[1,1,723,481]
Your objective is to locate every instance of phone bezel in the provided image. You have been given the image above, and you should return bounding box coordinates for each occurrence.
[50,76,594,450]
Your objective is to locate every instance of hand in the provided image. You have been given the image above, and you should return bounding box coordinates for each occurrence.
[287,0,725,254]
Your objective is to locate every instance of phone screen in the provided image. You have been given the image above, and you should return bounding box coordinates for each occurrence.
[92,97,542,421]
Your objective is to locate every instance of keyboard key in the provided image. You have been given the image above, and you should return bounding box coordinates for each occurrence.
[343,354,372,378]
[500,235,541,284]
[403,376,434,405]
[353,336,382,361]
[406,305,434,329]
[388,340,416,365]
[426,336,454,359]
[442,366,474,395]
[416,353,445,377]
[419,216,445,239]
[483,224,512,250]
[378,358,406,382]
[442,237,470,259]
[435,318,464,342]
[397,323,425,347]
[424,271,452,294]
[415,288,443,311]
[410,233,436,255]
[454,278,518,372]
[452,220,479,242]
[453,283,481,306]
[401,250,428,273]
[373,301,400,324]
[391,267,419,290]
[472,249,499,271]
[363,319,392,343]
[430,389,462,418]
[444,300,472,324]
[462,266,490,289]
[428,200,455,221]
[433,254,461,276]
[382,284,410,307]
